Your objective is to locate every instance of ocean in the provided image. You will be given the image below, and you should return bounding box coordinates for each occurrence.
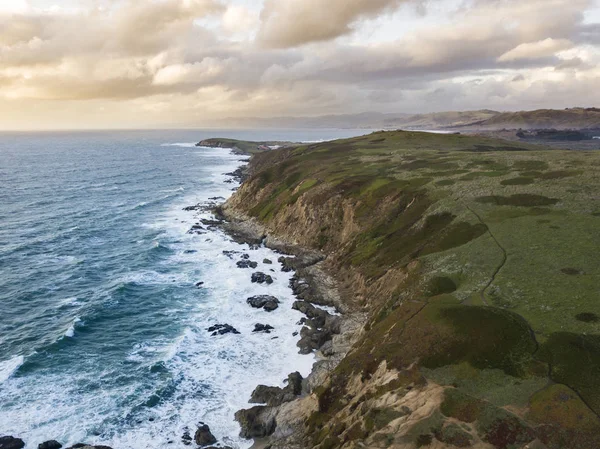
[0,129,368,449]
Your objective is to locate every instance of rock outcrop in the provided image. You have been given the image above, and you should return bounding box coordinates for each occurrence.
[250,272,273,284]
[194,423,217,447]
[249,372,304,407]
[247,295,279,312]
[0,437,25,449]
[207,324,240,336]
[234,406,277,439]
[38,441,62,449]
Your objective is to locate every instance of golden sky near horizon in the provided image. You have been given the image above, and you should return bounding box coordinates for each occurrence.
[0,0,599,129]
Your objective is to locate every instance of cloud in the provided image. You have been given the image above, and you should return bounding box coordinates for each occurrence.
[256,0,410,48]
[221,5,259,36]
[555,57,586,70]
[152,58,228,86]
[498,38,574,62]
[0,0,598,129]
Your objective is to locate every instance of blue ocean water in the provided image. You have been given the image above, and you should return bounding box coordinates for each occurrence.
[0,129,367,448]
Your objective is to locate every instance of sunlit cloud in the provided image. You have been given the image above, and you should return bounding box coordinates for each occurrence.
[0,0,597,130]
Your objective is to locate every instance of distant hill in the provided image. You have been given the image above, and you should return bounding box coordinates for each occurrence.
[383,109,499,129]
[209,108,600,131]
[472,108,600,130]
[213,112,409,129]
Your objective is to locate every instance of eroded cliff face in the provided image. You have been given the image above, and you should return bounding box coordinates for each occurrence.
[220,132,600,449]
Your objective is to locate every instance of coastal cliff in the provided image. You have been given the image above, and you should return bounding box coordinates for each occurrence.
[219,131,600,449]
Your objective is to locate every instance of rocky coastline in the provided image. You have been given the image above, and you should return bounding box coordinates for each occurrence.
[176,156,367,448]
[215,204,366,449]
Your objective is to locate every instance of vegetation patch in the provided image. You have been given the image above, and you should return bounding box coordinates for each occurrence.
[476,194,559,207]
[435,423,473,447]
[528,384,600,449]
[365,408,408,432]
[426,277,458,296]
[538,170,583,180]
[529,384,600,430]
[575,312,599,323]
[435,179,456,186]
[415,434,433,447]
[538,333,600,414]
[513,160,550,171]
[561,267,582,275]
[501,177,535,186]
[480,413,535,449]
[441,389,485,423]
[419,305,538,377]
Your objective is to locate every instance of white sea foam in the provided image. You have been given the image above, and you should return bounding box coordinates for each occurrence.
[63,317,81,338]
[51,255,83,265]
[161,143,198,148]
[59,297,79,307]
[121,270,192,286]
[102,151,315,448]
[0,356,24,383]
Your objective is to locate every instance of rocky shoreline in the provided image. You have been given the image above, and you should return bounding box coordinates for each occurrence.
[177,163,366,448]
[215,202,366,449]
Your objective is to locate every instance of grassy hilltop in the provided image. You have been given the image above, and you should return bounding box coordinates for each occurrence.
[225,131,600,449]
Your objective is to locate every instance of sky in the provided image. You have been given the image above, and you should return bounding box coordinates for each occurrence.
[0,0,599,129]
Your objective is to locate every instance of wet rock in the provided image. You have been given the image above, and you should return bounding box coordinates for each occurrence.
[222,250,241,259]
[65,445,113,449]
[278,256,294,272]
[38,442,62,449]
[292,301,328,328]
[290,276,310,296]
[181,428,193,446]
[263,259,273,264]
[237,260,258,269]
[234,406,276,439]
[183,204,201,211]
[208,196,225,201]
[188,224,206,235]
[251,272,274,284]
[249,372,304,406]
[247,295,280,312]
[195,281,204,287]
[207,324,240,336]
[297,326,331,354]
[241,254,250,260]
[194,423,217,447]
[0,437,25,449]
[279,253,325,272]
[250,385,285,406]
[253,324,275,333]
[200,219,223,226]
[286,372,303,396]
[319,340,335,357]
[224,168,245,183]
